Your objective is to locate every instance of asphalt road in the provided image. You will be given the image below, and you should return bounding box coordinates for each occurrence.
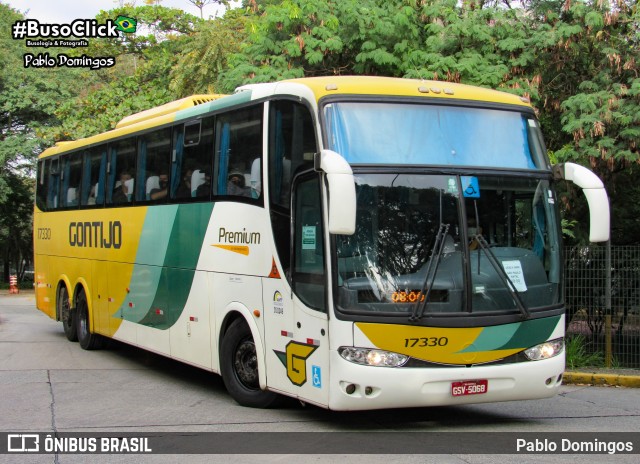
[1,293,639,463]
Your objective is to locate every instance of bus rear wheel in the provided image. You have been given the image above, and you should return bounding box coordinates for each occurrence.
[76,290,103,350]
[220,318,280,408]
[58,285,77,342]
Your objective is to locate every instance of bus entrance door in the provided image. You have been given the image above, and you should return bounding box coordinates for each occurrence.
[263,276,330,408]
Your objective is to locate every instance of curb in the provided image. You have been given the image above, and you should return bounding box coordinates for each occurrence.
[564,372,640,388]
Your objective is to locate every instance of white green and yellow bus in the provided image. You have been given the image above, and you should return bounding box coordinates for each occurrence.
[34,76,609,410]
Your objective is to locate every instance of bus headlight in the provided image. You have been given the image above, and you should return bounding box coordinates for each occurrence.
[524,338,564,361]
[339,347,409,367]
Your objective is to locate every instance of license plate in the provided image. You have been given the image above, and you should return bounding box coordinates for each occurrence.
[451,379,488,397]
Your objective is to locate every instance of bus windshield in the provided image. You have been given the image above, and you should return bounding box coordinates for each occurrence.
[324,102,547,169]
[334,173,561,317]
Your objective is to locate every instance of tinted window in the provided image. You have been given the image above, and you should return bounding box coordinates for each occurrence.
[60,152,83,208]
[136,128,171,202]
[81,146,107,206]
[171,117,214,200]
[107,138,136,205]
[215,106,263,199]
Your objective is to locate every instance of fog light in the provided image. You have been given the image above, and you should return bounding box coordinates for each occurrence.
[346,384,356,395]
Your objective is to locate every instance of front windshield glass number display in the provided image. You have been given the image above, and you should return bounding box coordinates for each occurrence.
[335,174,561,317]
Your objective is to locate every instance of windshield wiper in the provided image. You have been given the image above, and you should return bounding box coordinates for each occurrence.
[472,234,531,320]
[410,223,450,322]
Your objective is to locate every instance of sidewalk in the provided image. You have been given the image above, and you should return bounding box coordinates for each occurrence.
[564,369,640,388]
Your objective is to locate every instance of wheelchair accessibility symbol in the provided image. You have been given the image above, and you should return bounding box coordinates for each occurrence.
[312,365,322,388]
[461,176,480,198]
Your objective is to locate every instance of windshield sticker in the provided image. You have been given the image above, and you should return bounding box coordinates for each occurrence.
[302,226,316,250]
[461,176,480,198]
[502,260,528,292]
[548,191,555,204]
[447,178,457,194]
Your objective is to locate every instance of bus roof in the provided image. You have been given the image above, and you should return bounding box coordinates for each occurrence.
[39,94,228,158]
[285,76,531,107]
[39,76,531,159]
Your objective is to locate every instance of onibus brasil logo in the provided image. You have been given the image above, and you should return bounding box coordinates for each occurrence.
[13,15,137,70]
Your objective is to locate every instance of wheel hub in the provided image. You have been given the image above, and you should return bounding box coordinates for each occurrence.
[234,340,259,389]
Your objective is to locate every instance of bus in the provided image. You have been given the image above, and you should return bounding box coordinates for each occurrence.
[34,76,609,410]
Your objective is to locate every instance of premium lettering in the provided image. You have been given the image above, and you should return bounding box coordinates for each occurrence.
[218,227,261,245]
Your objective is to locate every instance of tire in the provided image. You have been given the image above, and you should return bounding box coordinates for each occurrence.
[76,290,103,350]
[220,318,280,408]
[58,285,77,342]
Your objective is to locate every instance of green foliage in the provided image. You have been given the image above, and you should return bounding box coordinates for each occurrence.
[540,2,639,167]
[0,4,78,171]
[0,3,75,279]
[561,219,577,239]
[0,171,34,282]
[45,5,202,140]
[565,335,605,370]
[170,10,247,96]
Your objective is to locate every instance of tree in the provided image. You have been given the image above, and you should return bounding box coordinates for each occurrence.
[0,171,33,282]
[170,10,247,96]
[537,1,640,244]
[184,0,228,19]
[45,5,202,141]
[217,0,640,244]
[0,3,79,280]
[218,1,547,97]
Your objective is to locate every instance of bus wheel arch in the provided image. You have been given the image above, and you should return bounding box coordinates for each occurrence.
[75,286,103,350]
[56,280,77,342]
[219,312,279,408]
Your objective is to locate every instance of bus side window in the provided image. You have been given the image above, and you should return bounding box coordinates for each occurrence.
[136,128,171,202]
[81,147,107,206]
[172,117,214,200]
[60,152,82,208]
[46,158,60,210]
[215,106,262,199]
[292,173,326,312]
[107,138,136,205]
[269,100,316,209]
[36,159,48,211]
[269,100,318,275]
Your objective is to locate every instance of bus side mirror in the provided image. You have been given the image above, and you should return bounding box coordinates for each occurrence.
[553,162,610,242]
[316,150,356,235]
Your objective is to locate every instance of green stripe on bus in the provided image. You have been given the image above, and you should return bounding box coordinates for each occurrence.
[457,315,561,353]
[146,203,213,329]
[121,203,214,329]
[115,206,178,323]
[175,91,253,121]
[496,315,561,350]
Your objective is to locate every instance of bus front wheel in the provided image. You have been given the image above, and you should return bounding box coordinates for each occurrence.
[76,290,103,350]
[220,318,280,408]
[58,285,77,342]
